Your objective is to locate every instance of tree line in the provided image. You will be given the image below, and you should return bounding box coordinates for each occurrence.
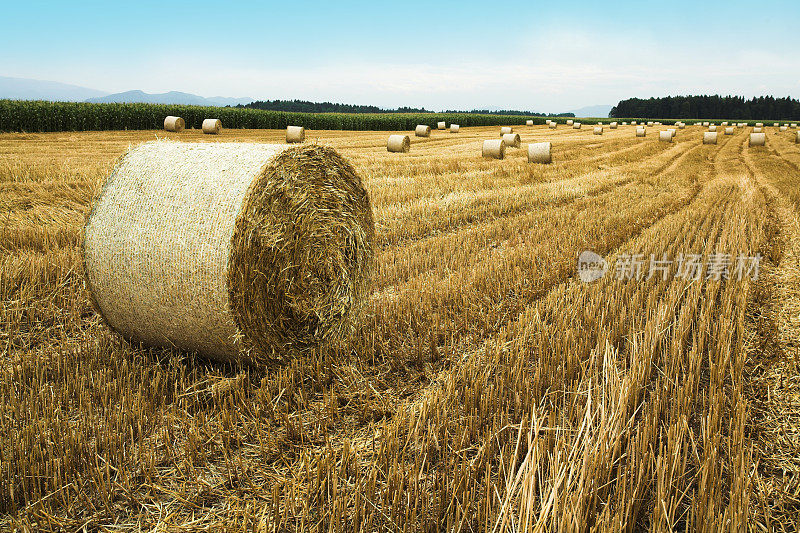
[610,95,800,120]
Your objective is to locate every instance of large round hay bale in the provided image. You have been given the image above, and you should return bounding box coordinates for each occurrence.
[450,124,460,133]
[164,116,185,132]
[566,120,574,126]
[702,122,710,127]
[549,121,557,129]
[437,121,446,130]
[773,122,780,127]
[791,123,797,128]
[753,127,762,133]
[573,122,582,129]
[678,122,686,129]
[527,120,534,126]
[83,142,375,364]
[668,128,676,138]
[482,139,505,159]
[647,121,654,126]
[724,127,734,135]
[721,121,729,126]
[621,121,628,125]
[202,118,222,135]
[502,133,521,148]
[703,132,718,144]
[415,125,431,137]
[708,125,717,132]
[527,142,551,164]
[779,126,788,132]
[387,134,410,153]
[286,125,305,143]
[631,121,637,125]
[749,132,766,146]
[593,126,603,135]
[636,127,646,137]
[796,131,800,143]
[500,126,513,135]
[659,130,673,142]
[610,122,618,129]
[755,122,764,128]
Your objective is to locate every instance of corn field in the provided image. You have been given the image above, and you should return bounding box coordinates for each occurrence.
[1,124,799,531]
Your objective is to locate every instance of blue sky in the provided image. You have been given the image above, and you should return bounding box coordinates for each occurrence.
[3,0,799,112]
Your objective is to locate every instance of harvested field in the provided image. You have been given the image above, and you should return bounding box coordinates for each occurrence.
[1,123,799,531]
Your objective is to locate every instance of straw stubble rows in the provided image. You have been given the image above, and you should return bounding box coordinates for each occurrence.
[1,124,798,531]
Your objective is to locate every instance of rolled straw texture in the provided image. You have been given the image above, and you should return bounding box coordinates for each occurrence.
[749,133,766,146]
[703,132,718,144]
[527,142,551,164]
[286,125,305,143]
[415,125,431,137]
[502,133,521,148]
[164,116,185,132]
[202,118,222,134]
[387,134,410,152]
[84,141,375,364]
[500,126,513,135]
[482,139,505,159]
[659,131,673,142]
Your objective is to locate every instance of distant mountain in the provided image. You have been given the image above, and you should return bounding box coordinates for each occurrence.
[0,76,107,102]
[86,90,253,107]
[568,105,613,118]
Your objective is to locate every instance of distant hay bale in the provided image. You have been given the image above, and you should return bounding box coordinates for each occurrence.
[755,122,764,128]
[83,141,375,364]
[415,125,431,137]
[721,121,729,126]
[549,122,557,129]
[482,139,505,159]
[202,119,222,135]
[286,126,305,143]
[654,122,662,125]
[502,133,521,147]
[622,121,628,125]
[500,126,514,135]
[593,126,603,135]
[678,122,686,129]
[566,120,574,126]
[725,127,734,135]
[631,121,637,125]
[528,142,552,164]
[610,122,618,129]
[636,127,646,137]
[779,126,788,131]
[791,123,797,128]
[702,122,710,127]
[387,134,410,153]
[597,121,603,125]
[708,125,717,132]
[773,122,780,127]
[659,131,673,142]
[527,120,535,126]
[749,132,766,146]
[437,121,446,130]
[703,132,718,144]
[753,127,763,133]
[647,121,654,126]
[573,122,582,129]
[450,124,460,133]
[164,116,185,132]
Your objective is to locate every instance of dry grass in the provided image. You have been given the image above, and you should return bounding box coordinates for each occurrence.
[1,125,798,531]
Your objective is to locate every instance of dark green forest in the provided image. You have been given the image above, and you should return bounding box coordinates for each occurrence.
[610,95,800,120]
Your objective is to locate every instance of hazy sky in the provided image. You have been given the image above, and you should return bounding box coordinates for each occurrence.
[3,0,799,112]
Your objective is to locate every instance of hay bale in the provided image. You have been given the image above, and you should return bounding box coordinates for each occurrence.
[202,119,222,135]
[597,121,603,125]
[482,139,505,159]
[703,132,718,144]
[678,122,686,129]
[164,116,185,132]
[755,122,764,128]
[773,122,780,127]
[659,131,673,142]
[83,141,375,364]
[527,120,535,126]
[286,126,305,143]
[668,128,676,137]
[500,126,513,135]
[450,124,460,133]
[721,121,729,126]
[622,122,628,125]
[573,122,582,129]
[708,125,717,132]
[593,126,603,135]
[566,120,574,126]
[631,121,637,125]
[437,121,446,130]
[528,142,552,164]
[610,122,618,129]
[502,133,521,148]
[749,132,766,146]
[703,122,710,127]
[647,121,654,126]
[636,127,646,137]
[779,126,788,132]
[796,131,800,143]
[753,127,763,133]
[387,135,410,153]
[415,125,431,137]
[791,123,797,128]
[549,121,557,129]
[725,127,734,135]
